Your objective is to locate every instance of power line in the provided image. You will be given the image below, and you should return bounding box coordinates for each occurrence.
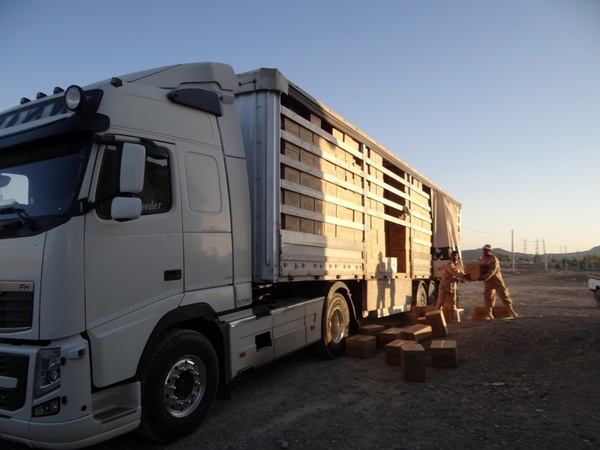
[462,226,511,235]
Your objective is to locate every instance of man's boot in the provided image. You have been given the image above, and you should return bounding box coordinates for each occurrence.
[482,307,494,320]
[508,304,518,318]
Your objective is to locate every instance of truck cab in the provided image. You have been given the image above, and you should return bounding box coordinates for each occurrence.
[0,63,262,448]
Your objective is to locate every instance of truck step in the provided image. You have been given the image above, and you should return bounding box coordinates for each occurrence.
[94,406,137,424]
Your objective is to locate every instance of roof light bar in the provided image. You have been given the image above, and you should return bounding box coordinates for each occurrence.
[64,85,86,111]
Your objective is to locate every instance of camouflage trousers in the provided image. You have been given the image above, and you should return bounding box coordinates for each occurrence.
[483,278,512,308]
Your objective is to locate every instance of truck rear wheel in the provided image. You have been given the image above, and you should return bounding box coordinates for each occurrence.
[595,289,600,308]
[312,292,350,358]
[138,329,219,442]
[413,281,428,307]
[427,281,438,306]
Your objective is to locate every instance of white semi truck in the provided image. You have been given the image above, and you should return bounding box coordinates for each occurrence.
[0,63,461,448]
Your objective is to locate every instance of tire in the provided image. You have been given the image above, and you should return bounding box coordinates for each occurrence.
[413,281,428,307]
[427,281,438,307]
[138,329,219,443]
[312,292,350,358]
[595,289,600,308]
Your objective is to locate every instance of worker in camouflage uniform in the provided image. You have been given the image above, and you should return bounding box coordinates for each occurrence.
[478,244,518,319]
[435,250,469,320]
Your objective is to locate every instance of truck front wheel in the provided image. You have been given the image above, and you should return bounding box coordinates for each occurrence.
[138,329,219,442]
[595,289,600,308]
[312,292,350,358]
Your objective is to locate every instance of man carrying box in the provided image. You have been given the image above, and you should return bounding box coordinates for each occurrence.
[435,250,470,319]
[478,244,518,319]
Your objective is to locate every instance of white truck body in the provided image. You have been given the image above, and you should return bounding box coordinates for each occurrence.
[0,63,460,448]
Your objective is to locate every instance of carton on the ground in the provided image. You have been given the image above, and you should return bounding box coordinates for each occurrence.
[443,308,464,324]
[384,339,411,366]
[345,335,377,359]
[400,324,432,342]
[425,310,448,338]
[414,306,436,317]
[377,327,404,349]
[493,306,513,319]
[430,339,459,368]
[470,306,491,320]
[359,324,386,336]
[401,343,426,382]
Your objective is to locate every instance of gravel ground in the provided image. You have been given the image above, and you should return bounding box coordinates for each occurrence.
[3,270,600,449]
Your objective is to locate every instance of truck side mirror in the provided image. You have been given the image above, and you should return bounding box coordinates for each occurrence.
[111,197,142,221]
[0,174,10,188]
[120,143,146,194]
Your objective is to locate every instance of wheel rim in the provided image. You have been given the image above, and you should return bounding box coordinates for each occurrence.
[163,355,207,418]
[416,282,427,306]
[329,307,345,344]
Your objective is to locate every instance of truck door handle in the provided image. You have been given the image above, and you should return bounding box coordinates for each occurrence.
[164,270,182,281]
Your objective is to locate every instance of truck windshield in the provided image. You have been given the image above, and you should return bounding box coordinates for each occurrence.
[0,139,91,225]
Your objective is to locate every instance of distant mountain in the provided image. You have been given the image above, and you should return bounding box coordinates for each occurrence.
[461,246,600,263]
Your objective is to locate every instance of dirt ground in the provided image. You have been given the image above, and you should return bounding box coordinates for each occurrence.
[4,270,600,450]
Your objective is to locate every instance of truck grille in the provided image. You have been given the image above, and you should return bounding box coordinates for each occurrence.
[0,353,29,411]
[0,284,34,331]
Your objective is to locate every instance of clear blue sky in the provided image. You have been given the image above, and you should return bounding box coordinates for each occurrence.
[1,0,598,254]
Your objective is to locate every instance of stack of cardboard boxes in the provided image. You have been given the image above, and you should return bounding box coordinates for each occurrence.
[345,311,459,382]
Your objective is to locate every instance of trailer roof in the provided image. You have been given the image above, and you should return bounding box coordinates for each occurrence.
[236,67,460,206]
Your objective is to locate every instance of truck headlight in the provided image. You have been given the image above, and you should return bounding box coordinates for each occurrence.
[35,348,62,398]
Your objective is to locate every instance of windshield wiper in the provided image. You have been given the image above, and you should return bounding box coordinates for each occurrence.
[0,206,36,230]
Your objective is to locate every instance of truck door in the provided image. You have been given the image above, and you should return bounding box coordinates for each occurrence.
[84,141,184,387]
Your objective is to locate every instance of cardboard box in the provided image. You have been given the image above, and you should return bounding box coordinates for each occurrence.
[465,263,480,280]
[430,339,458,368]
[403,311,418,325]
[283,190,300,208]
[425,310,448,338]
[385,339,411,366]
[377,327,404,349]
[283,215,300,232]
[443,308,464,324]
[400,324,433,343]
[401,343,426,382]
[345,335,377,359]
[414,306,436,318]
[359,324,385,336]
[400,324,432,351]
[283,166,300,184]
[283,141,300,160]
[493,306,513,319]
[470,307,492,321]
[385,257,398,273]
